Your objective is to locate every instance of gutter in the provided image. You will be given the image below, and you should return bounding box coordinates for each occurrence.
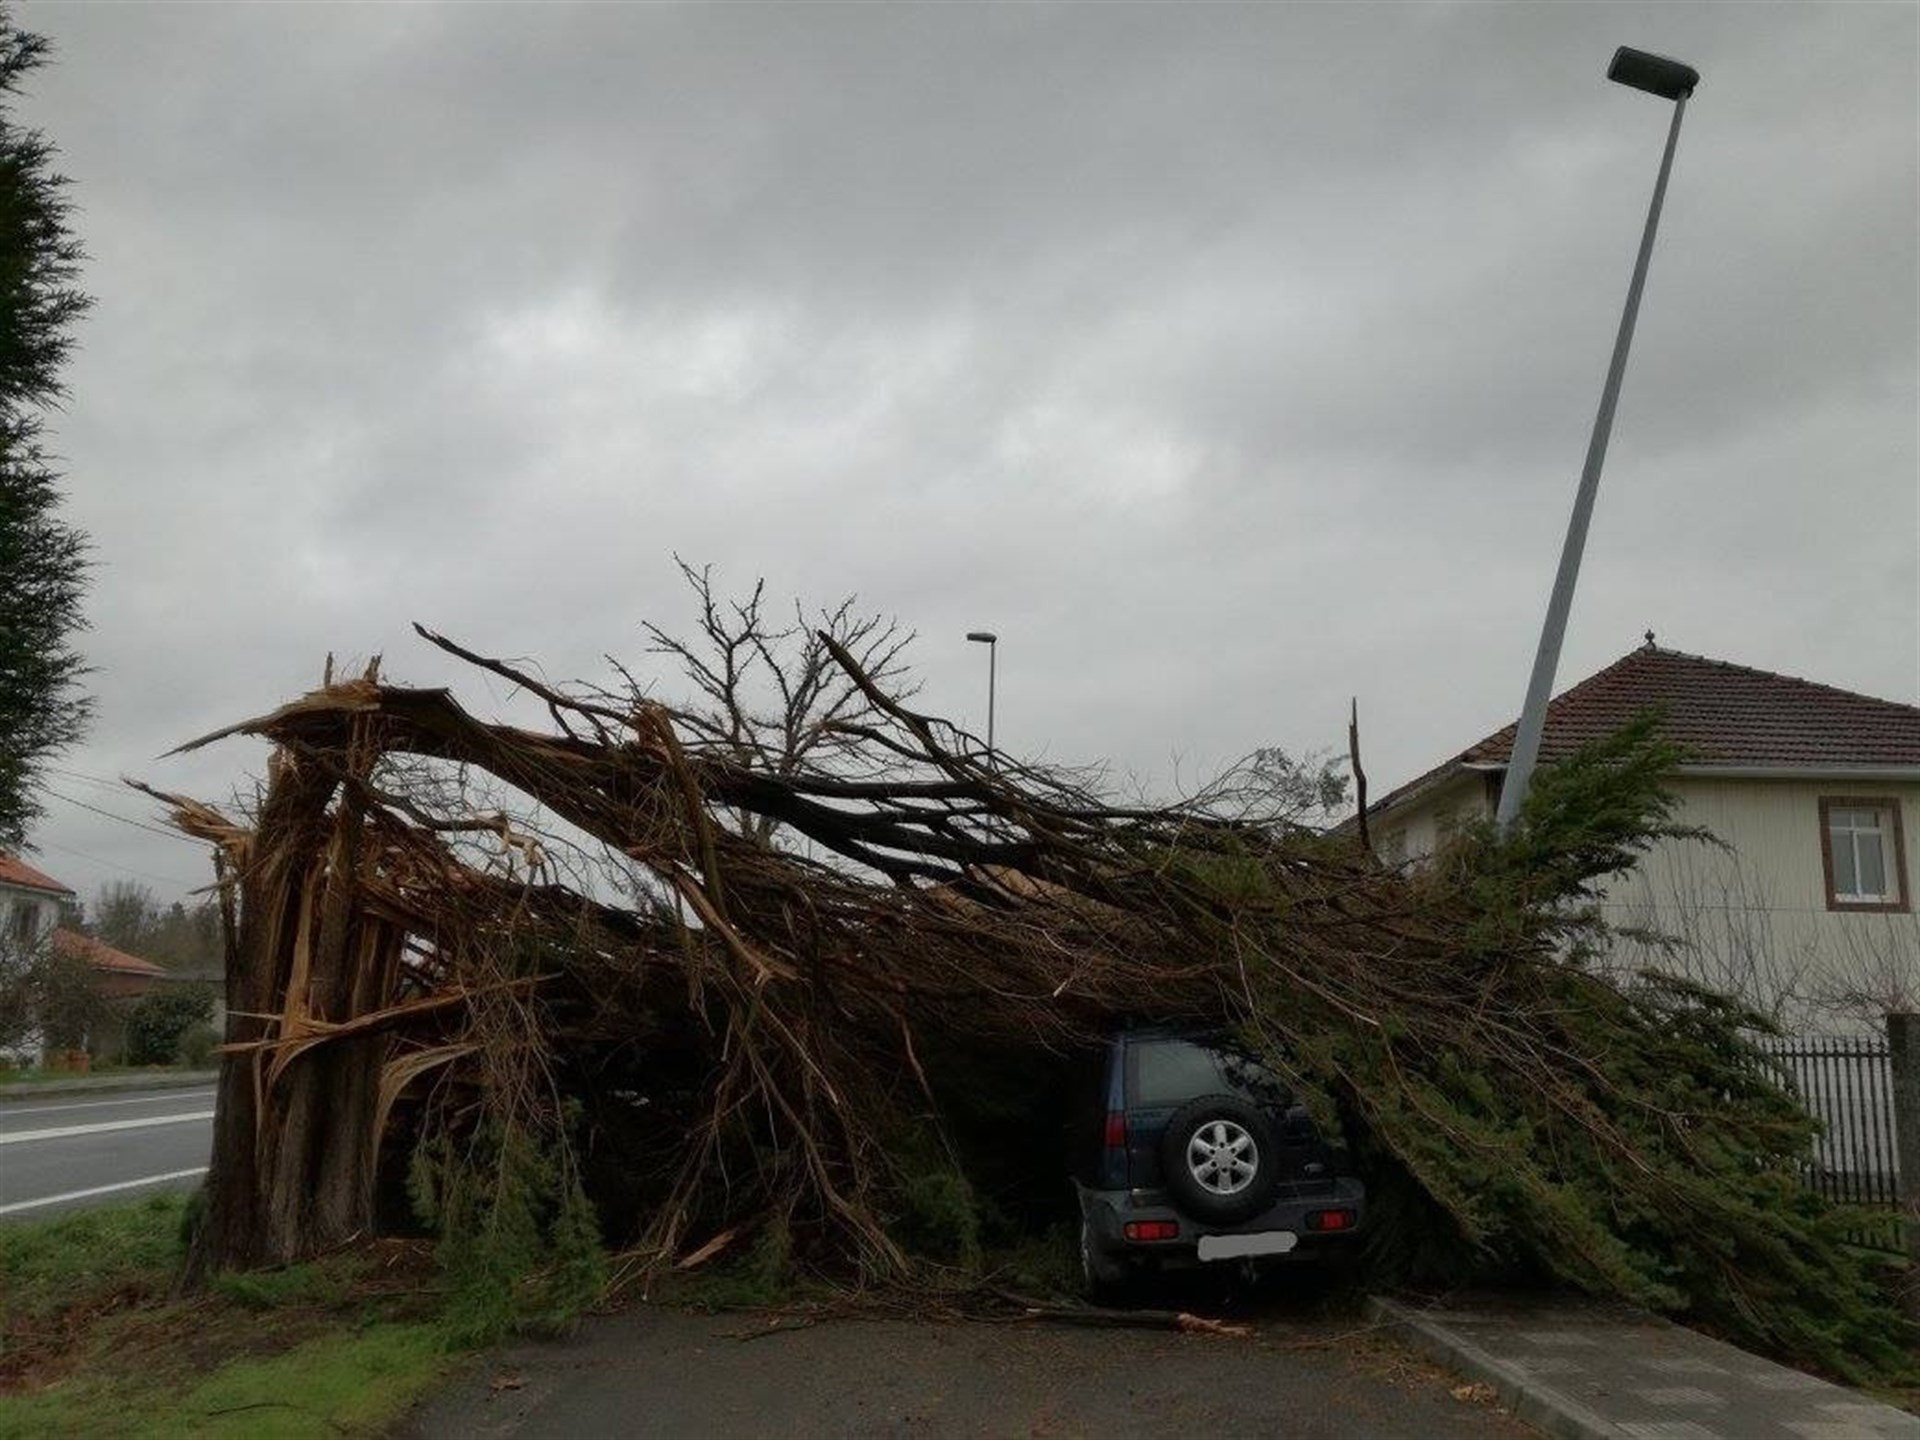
[1356,761,1920,829]
[1460,762,1920,781]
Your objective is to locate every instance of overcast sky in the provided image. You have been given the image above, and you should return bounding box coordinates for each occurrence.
[15,1,1918,906]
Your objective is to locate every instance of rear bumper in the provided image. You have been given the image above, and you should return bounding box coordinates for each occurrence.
[1077,1176,1365,1267]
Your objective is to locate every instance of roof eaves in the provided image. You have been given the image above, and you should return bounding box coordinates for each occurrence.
[1674,764,1920,782]
[1363,757,1474,821]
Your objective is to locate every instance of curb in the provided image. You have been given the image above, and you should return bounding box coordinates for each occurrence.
[0,1070,219,1102]
[1365,1296,1622,1440]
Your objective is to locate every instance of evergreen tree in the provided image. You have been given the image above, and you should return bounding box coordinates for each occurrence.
[0,17,89,849]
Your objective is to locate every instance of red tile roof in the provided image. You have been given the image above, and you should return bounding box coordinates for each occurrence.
[0,854,73,895]
[1374,645,1920,814]
[52,927,168,978]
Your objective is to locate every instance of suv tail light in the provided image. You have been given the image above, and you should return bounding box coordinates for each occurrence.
[1123,1220,1180,1242]
[1103,1111,1127,1148]
[1306,1208,1356,1232]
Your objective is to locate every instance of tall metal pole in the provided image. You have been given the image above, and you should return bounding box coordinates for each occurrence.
[1495,86,1691,829]
[967,631,999,771]
[987,640,996,770]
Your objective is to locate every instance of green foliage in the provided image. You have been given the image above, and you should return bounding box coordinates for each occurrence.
[175,1022,219,1068]
[1238,713,1914,1382]
[0,931,112,1052]
[0,17,90,849]
[669,1217,797,1309]
[122,984,215,1066]
[893,1165,983,1271]
[984,1226,1079,1298]
[1439,710,1708,964]
[409,1123,607,1347]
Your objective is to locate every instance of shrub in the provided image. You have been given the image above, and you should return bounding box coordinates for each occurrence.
[174,1022,218,1069]
[123,985,214,1066]
[409,1124,607,1347]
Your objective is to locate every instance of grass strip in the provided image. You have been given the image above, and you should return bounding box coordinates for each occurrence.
[1,1195,461,1438]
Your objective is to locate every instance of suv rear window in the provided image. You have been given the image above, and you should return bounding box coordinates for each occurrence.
[1127,1039,1225,1106]
[1127,1037,1294,1110]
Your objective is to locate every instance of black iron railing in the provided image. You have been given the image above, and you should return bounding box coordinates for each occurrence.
[1759,1033,1903,1253]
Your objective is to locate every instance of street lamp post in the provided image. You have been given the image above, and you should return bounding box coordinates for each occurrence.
[1494,46,1700,830]
[966,631,998,769]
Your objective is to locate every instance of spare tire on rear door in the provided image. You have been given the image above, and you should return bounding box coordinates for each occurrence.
[1159,1093,1282,1225]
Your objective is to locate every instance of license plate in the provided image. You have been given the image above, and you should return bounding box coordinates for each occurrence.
[1197,1230,1298,1261]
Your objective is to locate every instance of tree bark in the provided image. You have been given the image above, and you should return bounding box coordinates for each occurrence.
[182,743,391,1279]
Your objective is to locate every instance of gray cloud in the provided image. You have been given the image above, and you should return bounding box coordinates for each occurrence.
[15,0,1916,902]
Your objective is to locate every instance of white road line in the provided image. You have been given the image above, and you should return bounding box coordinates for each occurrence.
[0,1089,218,1118]
[0,1110,215,1145]
[0,1167,207,1216]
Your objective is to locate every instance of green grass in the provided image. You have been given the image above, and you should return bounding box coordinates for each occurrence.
[0,1063,203,1087]
[173,1323,452,1437]
[209,1256,365,1311]
[0,1322,455,1439]
[0,1196,460,1438]
[0,1190,186,1322]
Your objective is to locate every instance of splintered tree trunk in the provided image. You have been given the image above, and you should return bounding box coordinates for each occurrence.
[183,744,389,1282]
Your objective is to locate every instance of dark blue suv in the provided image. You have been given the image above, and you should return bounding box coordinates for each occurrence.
[1071,1030,1365,1299]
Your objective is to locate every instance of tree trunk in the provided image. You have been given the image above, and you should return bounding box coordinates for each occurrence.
[182,744,389,1280]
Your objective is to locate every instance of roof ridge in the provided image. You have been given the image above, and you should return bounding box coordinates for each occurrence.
[0,853,74,894]
[52,926,168,975]
[1638,645,1920,713]
[1363,643,1920,819]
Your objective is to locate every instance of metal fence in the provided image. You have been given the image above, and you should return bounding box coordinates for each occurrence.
[1760,1033,1903,1252]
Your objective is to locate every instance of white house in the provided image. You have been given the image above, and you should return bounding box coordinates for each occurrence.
[1,855,77,1065]
[1,854,73,955]
[0,856,174,1066]
[1363,642,1920,1025]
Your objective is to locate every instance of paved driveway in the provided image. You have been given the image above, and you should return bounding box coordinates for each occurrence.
[402,1304,1533,1439]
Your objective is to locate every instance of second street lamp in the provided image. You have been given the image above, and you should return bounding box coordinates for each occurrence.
[1494,46,1700,829]
[966,631,997,770]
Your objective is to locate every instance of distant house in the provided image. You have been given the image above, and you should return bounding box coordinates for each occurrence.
[0,853,73,954]
[0,856,174,1065]
[1363,643,1920,1024]
[50,928,168,999]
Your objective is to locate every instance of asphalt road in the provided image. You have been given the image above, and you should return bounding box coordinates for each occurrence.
[403,1306,1536,1439]
[0,1083,215,1218]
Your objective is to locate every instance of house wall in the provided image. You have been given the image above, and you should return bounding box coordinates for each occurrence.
[0,882,67,1066]
[1372,773,1920,1026]
[1,882,63,951]
[1371,772,1497,867]
[1601,777,1919,1024]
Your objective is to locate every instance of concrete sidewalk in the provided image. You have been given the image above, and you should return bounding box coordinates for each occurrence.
[0,1069,218,1101]
[1370,1294,1919,1440]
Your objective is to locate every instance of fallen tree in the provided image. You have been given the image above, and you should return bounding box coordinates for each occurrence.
[140,600,1910,1378]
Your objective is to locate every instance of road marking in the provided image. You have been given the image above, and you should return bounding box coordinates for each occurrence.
[0,1110,215,1145]
[0,1167,207,1216]
[0,1089,218,1118]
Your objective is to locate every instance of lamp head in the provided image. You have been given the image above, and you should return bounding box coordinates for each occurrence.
[966,631,997,644]
[1607,46,1699,101]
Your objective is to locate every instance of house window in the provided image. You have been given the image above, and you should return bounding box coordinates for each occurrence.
[11,901,34,946]
[1820,798,1908,912]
